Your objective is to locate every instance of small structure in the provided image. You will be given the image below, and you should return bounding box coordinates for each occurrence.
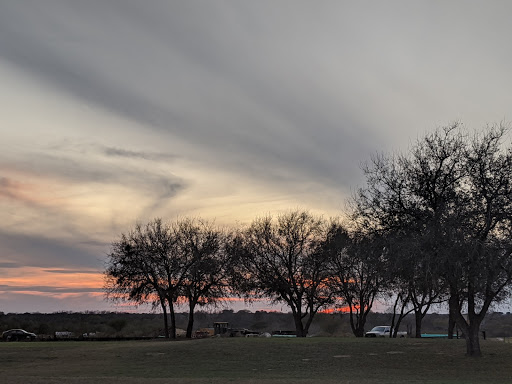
[214,322,229,336]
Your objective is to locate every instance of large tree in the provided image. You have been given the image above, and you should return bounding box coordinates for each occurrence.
[443,126,512,356]
[104,219,176,338]
[354,123,512,356]
[325,225,385,337]
[176,218,230,338]
[228,210,334,337]
[355,125,463,338]
[105,218,197,339]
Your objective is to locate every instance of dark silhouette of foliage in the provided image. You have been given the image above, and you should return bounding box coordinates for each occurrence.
[227,210,334,337]
[176,218,230,338]
[353,122,512,356]
[324,223,385,337]
[105,218,231,339]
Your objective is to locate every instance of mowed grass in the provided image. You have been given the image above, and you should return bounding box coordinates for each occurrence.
[1,337,512,384]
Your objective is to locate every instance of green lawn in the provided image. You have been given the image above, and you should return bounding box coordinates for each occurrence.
[1,337,511,383]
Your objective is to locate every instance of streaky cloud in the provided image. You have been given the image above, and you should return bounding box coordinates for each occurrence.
[0,285,103,294]
[0,230,104,269]
[42,269,102,275]
[102,146,178,162]
[0,262,21,269]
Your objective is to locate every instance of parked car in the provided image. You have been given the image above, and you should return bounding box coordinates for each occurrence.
[2,329,37,341]
[365,326,407,338]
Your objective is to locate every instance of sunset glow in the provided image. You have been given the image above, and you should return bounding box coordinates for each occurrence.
[320,306,354,314]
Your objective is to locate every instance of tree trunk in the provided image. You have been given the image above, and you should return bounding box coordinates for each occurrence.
[389,296,399,338]
[394,315,405,338]
[348,305,357,337]
[390,292,410,338]
[414,309,422,338]
[465,323,482,357]
[303,312,316,337]
[292,313,306,337]
[353,324,365,337]
[169,300,177,339]
[448,318,456,339]
[160,298,170,339]
[447,293,458,339]
[186,300,197,339]
[351,311,366,337]
[452,295,483,357]
[348,304,366,337]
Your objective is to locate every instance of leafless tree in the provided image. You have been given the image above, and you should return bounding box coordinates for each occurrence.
[444,126,512,356]
[104,218,198,339]
[355,125,463,338]
[228,210,334,337]
[176,218,230,338]
[353,123,512,356]
[325,224,385,337]
[104,219,177,338]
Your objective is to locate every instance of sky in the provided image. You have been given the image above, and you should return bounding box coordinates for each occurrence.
[1,0,512,314]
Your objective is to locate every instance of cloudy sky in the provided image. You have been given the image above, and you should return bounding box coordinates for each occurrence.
[1,0,512,314]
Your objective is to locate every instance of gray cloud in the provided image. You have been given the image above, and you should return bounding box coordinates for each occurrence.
[0,177,9,187]
[0,1,384,193]
[0,262,21,269]
[0,177,16,199]
[101,146,178,162]
[0,230,105,269]
[0,3,183,132]
[4,147,186,203]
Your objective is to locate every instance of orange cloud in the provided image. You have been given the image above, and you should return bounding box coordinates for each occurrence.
[0,169,67,207]
[320,306,353,314]
[0,267,104,294]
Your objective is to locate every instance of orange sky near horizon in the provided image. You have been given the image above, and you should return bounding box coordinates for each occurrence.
[0,266,355,314]
[0,266,285,313]
[1,267,104,300]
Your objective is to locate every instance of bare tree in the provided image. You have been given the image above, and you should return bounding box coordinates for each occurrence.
[355,125,463,338]
[104,219,175,338]
[353,123,512,355]
[443,126,512,356]
[104,218,197,339]
[388,230,447,338]
[325,225,385,337]
[176,218,230,338]
[228,210,334,337]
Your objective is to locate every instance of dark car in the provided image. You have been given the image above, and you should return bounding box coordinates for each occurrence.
[2,329,37,341]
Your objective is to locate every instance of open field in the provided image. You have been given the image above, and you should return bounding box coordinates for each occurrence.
[1,337,512,384]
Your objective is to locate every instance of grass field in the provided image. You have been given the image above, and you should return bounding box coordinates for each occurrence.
[1,337,512,384]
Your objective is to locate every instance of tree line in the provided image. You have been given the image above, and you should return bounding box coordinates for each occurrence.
[6,311,512,340]
[104,122,512,357]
